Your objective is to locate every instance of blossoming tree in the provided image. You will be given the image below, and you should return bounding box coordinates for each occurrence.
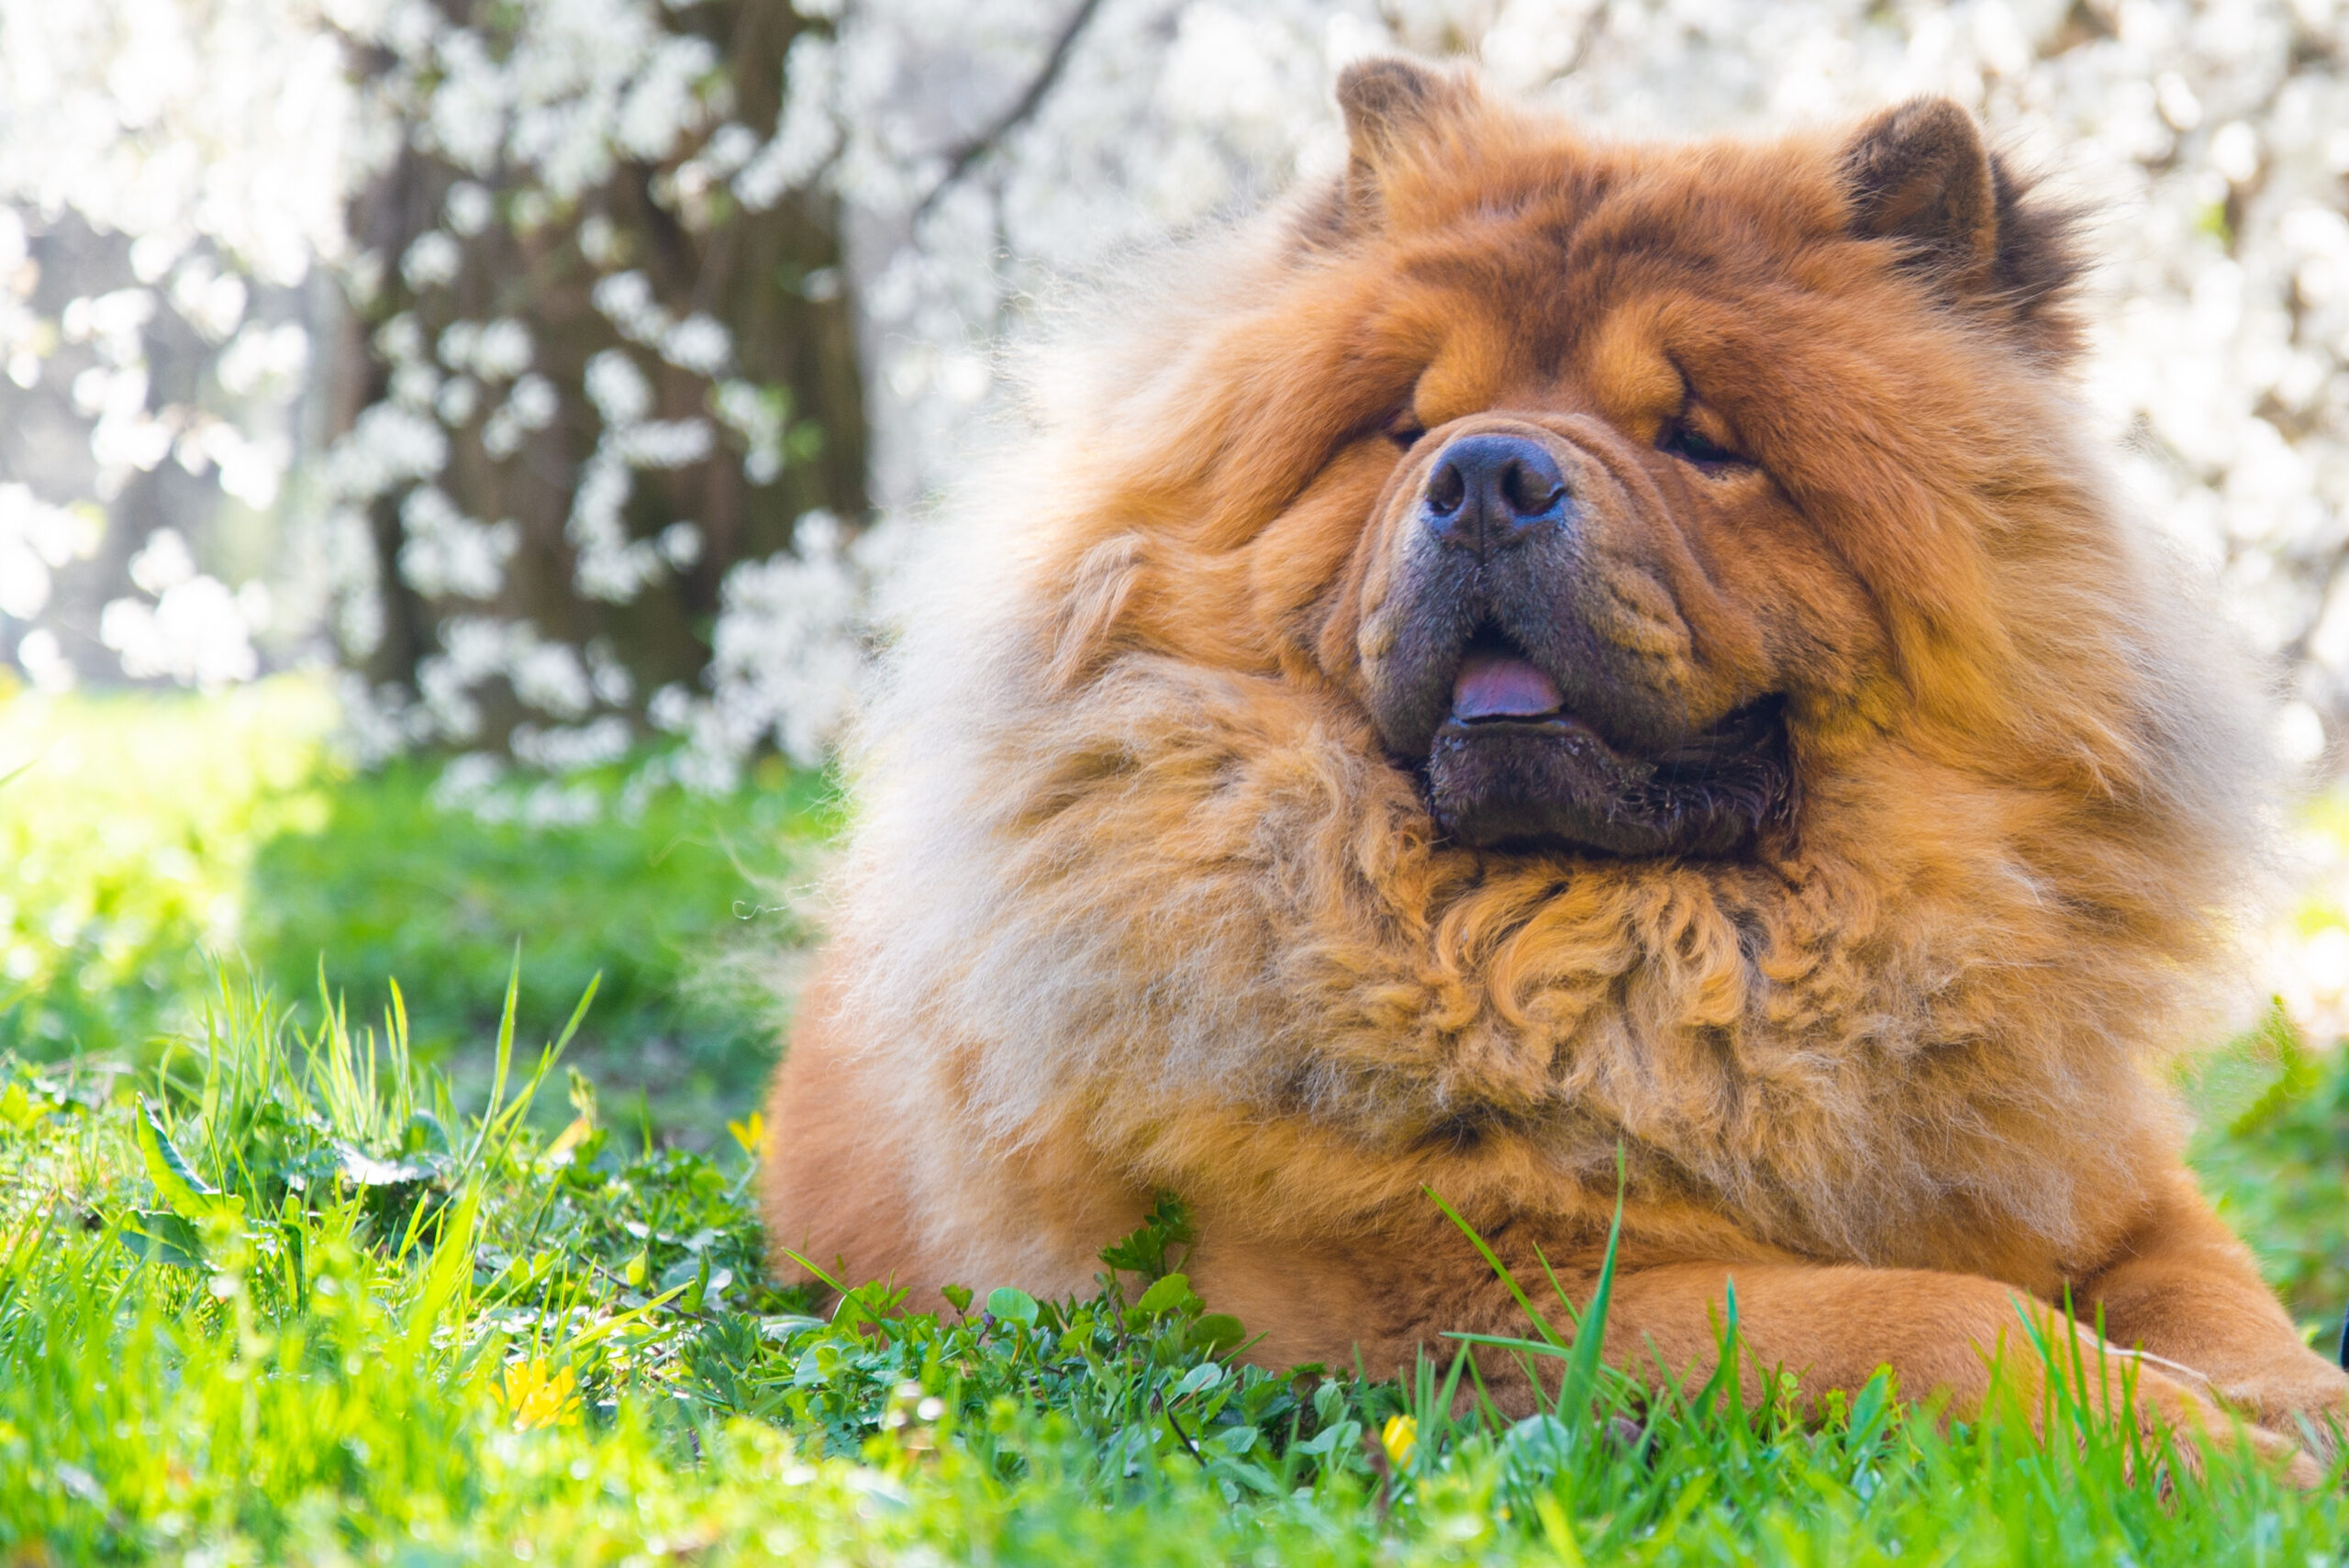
[4,0,2348,833]
[324,0,865,802]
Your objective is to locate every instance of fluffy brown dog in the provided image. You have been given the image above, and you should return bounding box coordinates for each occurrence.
[763,58,2349,1473]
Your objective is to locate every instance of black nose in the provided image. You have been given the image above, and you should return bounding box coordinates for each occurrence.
[1421,435,1569,555]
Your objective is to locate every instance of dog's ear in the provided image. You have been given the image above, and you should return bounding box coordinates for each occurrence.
[1842,98,1998,269]
[1840,97,2086,353]
[1325,56,1470,231]
[1339,57,1445,178]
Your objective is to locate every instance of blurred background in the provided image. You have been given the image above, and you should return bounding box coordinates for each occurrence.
[3,0,2349,1318]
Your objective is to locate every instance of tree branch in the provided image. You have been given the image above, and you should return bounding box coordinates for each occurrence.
[914,0,1110,220]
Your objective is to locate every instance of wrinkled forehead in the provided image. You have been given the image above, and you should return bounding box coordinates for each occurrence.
[1360,146,1846,397]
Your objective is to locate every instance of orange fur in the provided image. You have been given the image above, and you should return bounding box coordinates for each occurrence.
[761,61,2347,1478]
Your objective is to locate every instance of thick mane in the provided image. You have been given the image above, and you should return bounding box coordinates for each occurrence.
[820,95,2271,1281]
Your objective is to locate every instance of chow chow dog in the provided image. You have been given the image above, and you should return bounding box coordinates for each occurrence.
[763,57,2349,1473]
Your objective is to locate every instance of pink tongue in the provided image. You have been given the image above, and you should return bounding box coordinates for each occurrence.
[1452,651,1564,720]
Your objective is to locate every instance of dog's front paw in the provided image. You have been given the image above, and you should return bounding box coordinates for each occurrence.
[2214,1348,2349,1468]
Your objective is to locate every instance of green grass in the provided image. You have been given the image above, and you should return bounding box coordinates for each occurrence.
[2186,1007,2349,1328]
[1,971,2345,1564]
[5,684,2349,1562]
[0,679,335,1059]
[1,678,828,1146]
[241,751,832,1144]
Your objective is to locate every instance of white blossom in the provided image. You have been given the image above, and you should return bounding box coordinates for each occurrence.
[396,486,518,599]
[472,317,533,381]
[660,313,731,375]
[169,260,248,342]
[565,452,667,602]
[671,507,865,770]
[217,322,310,397]
[512,714,633,772]
[583,348,653,427]
[610,418,713,469]
[417,613,609,734]
[434,375,480,427]
[735,32,841,209]
[99,573,262,687]
[483,370,558,457]
[445,180,495,235]
[510,636,595,718]
[616,35,719,161]
[713,379,786,484]
[389,359,441,411]
[326,402,448,500]
[658,520,702,569]
[400,229,462,290]
[375,313,426,365]
[0,487,101,622]
[15,628,72,692]
[128,528,197,595]
[507,372,559,426]
[591,271,671,345]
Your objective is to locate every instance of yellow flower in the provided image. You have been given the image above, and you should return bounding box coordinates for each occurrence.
[497,1358,579,1430]
[1380,1413,1418,1469]
[727,1112,765,1159]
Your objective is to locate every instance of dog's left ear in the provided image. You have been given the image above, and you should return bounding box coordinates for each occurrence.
[1842,98,1998,270]
[1338,58,1445,179]
[1841,97,2085,351]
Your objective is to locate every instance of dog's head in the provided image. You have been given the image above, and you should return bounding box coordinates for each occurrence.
[1050,60,2133,866]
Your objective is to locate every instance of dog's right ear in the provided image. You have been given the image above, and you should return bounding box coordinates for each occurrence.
[1325,56,1468,232]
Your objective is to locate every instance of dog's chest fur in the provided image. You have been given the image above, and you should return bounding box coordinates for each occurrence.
[839,649,2171,1282]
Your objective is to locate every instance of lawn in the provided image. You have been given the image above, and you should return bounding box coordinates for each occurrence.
[0,678,832,1145]
[3,680,2348,1563]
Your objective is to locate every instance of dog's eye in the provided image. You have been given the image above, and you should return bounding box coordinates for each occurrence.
[1658,416,1748,471]
[1384,407,1428,450]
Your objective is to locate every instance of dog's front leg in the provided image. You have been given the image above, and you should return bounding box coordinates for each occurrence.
[1591,1259,2321,1483]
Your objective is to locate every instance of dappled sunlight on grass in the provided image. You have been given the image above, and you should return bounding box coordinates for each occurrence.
[0,682,826,1144]
[0,675,336,1058]
[241,752,828,1147]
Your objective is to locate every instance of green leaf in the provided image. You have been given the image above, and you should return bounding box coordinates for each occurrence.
[118,1209,206,1269]
[0,1080,51,1131]
[985,1286,1039,1327]
[1171,1361,1224,1399]
[462,950,524,1172]
[1207,1423,1261,1459]
[134,1096,242,1221]
[1423,1184,1560,1350]
[402,1110,453,1157]
[1554,1150,1627,1423]
[1134,1273,1197,1318]
[2231,1004,2319,1138]
[1192,1314,1247,1355]
[399,1184,481,1365]
[1098,1192,1195,1281]
[940,1283,973,1315]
